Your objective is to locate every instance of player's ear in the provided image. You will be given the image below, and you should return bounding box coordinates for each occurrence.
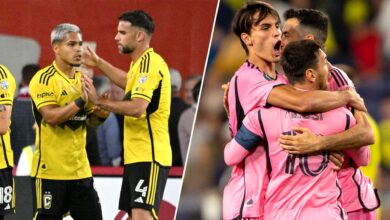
[305,68,316,83]
[52,43,60,54]
[136,31,145,42]
[241,33,253,47]
[304,34,315,41]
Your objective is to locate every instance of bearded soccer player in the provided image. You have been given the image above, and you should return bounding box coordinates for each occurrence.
[0,65,16,220]
[29,23,106,220]
[226,40,370,219]
[83,10,171,220]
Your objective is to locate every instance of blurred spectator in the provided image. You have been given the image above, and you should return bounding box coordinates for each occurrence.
[96,82,124,166]
[184,75,202,106]
[86,126,100,165]
[169,68,190,166]
[324,0,354,65]
[10,64,40,164]
[111,81,125,156]
[349,23,383,80]
[178,78,201,163]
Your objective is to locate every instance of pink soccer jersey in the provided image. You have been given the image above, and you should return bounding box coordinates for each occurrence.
[225,106,370,220]
[223,60,287,219]
[327,65,380,217]
[227,60,288,135]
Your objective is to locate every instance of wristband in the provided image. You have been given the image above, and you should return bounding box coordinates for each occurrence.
[74,97,86,109]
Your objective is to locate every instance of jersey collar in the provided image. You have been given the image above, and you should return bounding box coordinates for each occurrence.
[53,61,78,83]
[245,60,278,81]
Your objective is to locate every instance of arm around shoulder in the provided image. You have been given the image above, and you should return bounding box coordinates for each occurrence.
[268,85,352,113]
[321,110,374,151]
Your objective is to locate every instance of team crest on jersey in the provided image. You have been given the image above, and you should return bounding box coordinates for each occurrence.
[0,80,9,90]
[139,75,147,84]
[43,192,52,209]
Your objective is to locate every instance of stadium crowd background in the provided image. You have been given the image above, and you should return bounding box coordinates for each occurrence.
[178,0,390,219]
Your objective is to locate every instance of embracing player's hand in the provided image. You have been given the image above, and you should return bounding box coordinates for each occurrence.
[344,87,367,112]
[279,126,323,154]
[82,45,101,67]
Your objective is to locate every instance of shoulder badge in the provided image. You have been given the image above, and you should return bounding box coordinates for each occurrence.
[0,80,9,90]
[139,75,147,84]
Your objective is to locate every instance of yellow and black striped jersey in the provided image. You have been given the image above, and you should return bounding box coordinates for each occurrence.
[0,64,15,169]
[124,48,172,166]
[29,61,93,180]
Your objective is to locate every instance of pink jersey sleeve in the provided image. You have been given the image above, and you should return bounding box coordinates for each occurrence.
[344,146,370,167]
[338,109,371,167]
[328,65,355,91]
[227,62,286,135]
[224,110,263,166]
[224,139,251,166]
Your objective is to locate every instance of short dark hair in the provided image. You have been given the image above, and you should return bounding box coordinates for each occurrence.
[283,8,328,47]
[232,1,280,54]
[119,10,154,35]
[281,40,321,84]
[22,64,40,84]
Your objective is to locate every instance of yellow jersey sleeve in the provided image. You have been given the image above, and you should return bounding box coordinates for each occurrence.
[0,65,16,106]
[131,61,161,102]
[30,74,57,109]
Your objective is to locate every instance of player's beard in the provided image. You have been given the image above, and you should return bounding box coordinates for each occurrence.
[120,45,134,54]
[71,63,81,67]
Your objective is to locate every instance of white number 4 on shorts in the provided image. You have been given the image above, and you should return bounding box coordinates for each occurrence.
[135,179,147,197]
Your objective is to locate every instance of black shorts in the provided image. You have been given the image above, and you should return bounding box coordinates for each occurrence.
[0,168,15,215]
[32,177,102,220]
[119,162,170,219]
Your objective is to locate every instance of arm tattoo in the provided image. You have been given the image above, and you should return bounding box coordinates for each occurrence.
[0,105,5,112]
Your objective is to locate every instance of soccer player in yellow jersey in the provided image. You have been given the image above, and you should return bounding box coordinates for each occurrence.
[29,23,106,220]
[83,10,171,220]
[0,64,16,219]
